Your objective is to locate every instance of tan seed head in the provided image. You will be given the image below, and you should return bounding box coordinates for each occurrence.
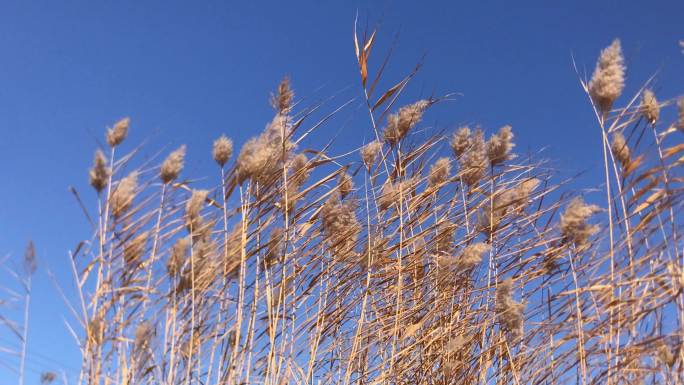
[161,145,186,184]
[213,135,233,167]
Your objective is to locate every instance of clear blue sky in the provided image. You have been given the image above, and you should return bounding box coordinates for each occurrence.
[0,0,682,382]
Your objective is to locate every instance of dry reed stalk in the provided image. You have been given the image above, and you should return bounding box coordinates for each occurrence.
[50,24,684,385]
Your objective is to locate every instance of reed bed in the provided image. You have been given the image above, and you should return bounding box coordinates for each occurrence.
[48,30,684,385]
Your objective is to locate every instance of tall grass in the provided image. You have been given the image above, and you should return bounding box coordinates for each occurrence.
[54,28,684,385]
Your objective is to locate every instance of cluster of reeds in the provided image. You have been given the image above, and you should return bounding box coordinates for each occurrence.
[58,30,684,385]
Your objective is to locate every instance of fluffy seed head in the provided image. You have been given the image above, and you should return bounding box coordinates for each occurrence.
[167,237,190,276]
[502,178,542,218]
[124,231,148,267]
[320,195,360,261]
[641,89,660,124]
[516,178,541,205]
[486,125,515,166]
[434,220,455,253]
[657,341,677,368]
[428,157,451,188]
[560,197,601,249]
[111,171,138,218]
[237,137,271,185]
[361,140,382,170]
[271,76,294,114]
[280,154,310,213]
[106,117,129,147]
[89,150,110,193]
[450,126,471,158]
[289,153,310,188]
[377,178,415,211]
[458,243,490,271]
[161,145,186,184]
[611,131,630,168]
[383,100,429,145]
[495,278,525,340]
[212,135,233,166]
[185,189,208,229]
[134,321,154,351]
[461,129,488,187]
[236,115,294,185]
[588,39,625,112]
[338,172,354,199]
[478,178,540,234]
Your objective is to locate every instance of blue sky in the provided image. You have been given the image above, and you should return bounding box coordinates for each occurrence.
[0,0,682,382]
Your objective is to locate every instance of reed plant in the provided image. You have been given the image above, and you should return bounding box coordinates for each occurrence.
[49,28,684,385]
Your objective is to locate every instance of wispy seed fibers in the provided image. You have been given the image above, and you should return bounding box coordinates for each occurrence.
[495,278,525,340]
[124,231,148,267]
[611,131,630,169]
[167,237,190,276]
[271,76,294,114]
[338,172,354,199]
[560,197,601,250]
[458,242,490,271]
[106,117,129,148]
[588,39,625,113]
[460,129,488,187]
[383,100,429,145]
[161,145,186,184]
[320,195,360,261]
[486,125,515,166]
[213,135,233,167]
[361,140,382,170]
[450,126,471,159]
[89,149,110,193]
[185,189,209,230]
[641,89,660,124]
[428,157,451,188]
[111,171,138,218]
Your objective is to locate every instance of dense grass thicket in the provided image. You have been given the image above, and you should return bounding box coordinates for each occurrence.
[2,29,684,385]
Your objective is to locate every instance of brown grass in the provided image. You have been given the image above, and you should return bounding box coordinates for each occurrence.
[16,28,683,385]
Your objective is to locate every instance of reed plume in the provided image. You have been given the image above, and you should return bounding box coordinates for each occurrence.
[110,171,138,218]
[271,76,294,114]
[236,114,294,185]
[320,194,360,261]
[383,100,429,145]
[457,242,489,271]
[460,129,488,187]
[611,131,630,168]
[588,39,625,113]
[89,149,110,193]
[641,89,660,124]
[450,126,471,158]
[560,196,600,250]
[486,125,515,166]
[213,135,233,166]
[160,145,186,183]
[361,140,382,170]
[55,26,684,385]
[495,278,525,340]
[106,117,129,147]
[428,157,451,188]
